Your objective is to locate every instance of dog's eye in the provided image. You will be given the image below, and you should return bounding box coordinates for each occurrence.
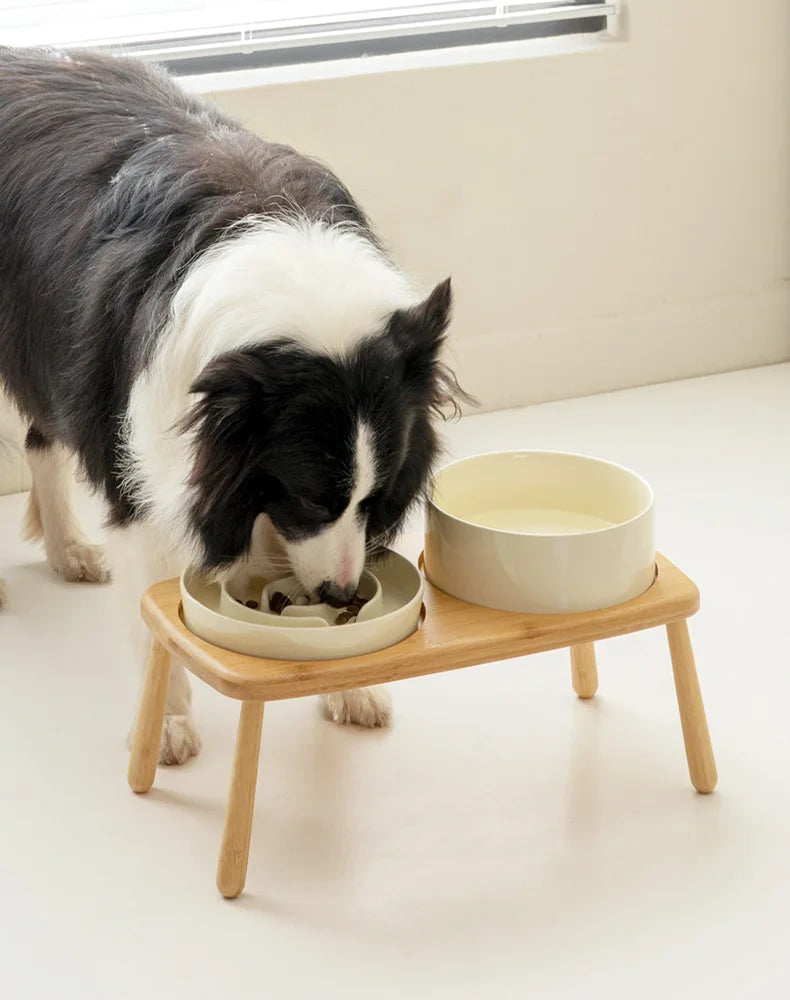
[297,498,332,521]
[358,492,379,516]
[359,490,389,523]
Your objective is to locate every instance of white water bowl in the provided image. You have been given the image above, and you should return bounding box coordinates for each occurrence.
[424,450,656,614]
[180,550,423,660]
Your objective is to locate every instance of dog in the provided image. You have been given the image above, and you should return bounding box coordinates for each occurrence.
[0,47,468,761]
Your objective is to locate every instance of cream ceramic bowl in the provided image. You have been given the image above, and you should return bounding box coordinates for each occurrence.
[218,568,384,628]
[424,451,656,614]
[180,550,423,660]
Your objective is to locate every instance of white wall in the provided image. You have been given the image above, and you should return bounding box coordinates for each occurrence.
[1,0,788,492]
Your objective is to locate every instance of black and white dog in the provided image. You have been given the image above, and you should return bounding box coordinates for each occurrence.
[0,48,468,761]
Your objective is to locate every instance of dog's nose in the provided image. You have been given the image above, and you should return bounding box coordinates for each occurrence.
[318,581,358,608]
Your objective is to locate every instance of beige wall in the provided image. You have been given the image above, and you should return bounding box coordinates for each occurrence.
[0,402,30,495]
[198,0,790,412]
[2,0,788,493]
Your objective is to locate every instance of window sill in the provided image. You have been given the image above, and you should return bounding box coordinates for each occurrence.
[181,31,620,95]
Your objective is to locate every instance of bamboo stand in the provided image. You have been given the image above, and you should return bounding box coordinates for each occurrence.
[128,553,716,898]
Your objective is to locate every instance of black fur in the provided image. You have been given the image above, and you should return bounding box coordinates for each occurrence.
[24,425,50,450]
[0,47,469,571]
[0,47,370,523]
[183,281,460,567]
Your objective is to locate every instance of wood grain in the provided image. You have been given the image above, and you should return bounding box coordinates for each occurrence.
[127,639,170,794]
[216,700,265,899]
[570,643,598,699]
[140,554,699,703]
[666,619,718,794]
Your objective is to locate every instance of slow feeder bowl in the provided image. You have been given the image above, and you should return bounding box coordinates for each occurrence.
[425,450,656,614]
[180,550,423,661]
[217,568,384,627]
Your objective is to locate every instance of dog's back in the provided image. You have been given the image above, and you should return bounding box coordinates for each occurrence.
[0,47,370,518]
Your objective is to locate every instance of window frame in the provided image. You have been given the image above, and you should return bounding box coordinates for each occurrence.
[3,2,614,76]
[166,3,612,77]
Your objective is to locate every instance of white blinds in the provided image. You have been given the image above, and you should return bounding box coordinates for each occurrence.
[0,3,615,61]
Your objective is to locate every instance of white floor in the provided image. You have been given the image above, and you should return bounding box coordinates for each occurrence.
[2,364,789,1000]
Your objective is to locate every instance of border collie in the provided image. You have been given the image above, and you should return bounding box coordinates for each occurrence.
[0,47,469,762]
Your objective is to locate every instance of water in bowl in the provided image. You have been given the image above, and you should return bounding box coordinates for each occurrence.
[467,506,615,534]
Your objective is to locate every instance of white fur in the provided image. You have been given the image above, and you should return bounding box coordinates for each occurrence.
[18,444,198,763]
[105,521,200,765]
[322,686,392,728]
[287,422,376,597]
[24,443,110,583]
[114,217,413,749]
[123,217,418,562]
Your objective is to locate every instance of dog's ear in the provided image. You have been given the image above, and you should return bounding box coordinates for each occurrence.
[409,276,454,341]
[422,276,454,329]
[186,349,272,446]
[388,278,475,419]
[182,348,278,567]
[389,278,453,372]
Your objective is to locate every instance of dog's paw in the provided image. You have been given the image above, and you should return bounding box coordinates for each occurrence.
[322,686,392,728]
[50,539,111,583]
[159,714,201,765]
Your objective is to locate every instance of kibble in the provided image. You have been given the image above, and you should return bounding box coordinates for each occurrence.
[245,599,259,610]
[265,588,367,624]
[333,592,369,625]
[269,591,292,615]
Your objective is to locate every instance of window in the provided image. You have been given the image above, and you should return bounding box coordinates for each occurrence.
[0,3,615,75]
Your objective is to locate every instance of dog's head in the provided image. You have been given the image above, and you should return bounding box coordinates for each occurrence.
[183,278,468,603]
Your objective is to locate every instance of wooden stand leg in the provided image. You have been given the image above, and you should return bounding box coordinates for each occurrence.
[128,639,171,794]
[571,642,598,699]
[217,700,265,899]
[666,619,718,794]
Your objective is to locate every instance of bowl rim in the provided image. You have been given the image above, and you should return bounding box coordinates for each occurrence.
[427,449,655,539]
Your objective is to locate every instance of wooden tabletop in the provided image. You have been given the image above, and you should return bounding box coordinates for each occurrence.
[140,553,699,702]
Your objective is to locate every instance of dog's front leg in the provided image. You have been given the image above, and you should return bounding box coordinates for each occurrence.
[24,429,110,583]
[322,687,392,728]
[107,523,200,765]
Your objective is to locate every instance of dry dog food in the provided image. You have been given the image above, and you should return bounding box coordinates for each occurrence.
[268,591,370,624]
[269,592,292,615]
[245,600,259,610]
[334,594,370,625]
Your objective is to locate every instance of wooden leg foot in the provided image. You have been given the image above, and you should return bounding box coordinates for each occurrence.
[666,620,718,794]
[128,639,171,794]
[217,700,265,899]
[571,642,598,699]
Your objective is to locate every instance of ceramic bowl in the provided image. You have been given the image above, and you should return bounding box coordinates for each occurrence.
[180,550,423,660]
[424,450,655,614]
[218,568,384,628]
